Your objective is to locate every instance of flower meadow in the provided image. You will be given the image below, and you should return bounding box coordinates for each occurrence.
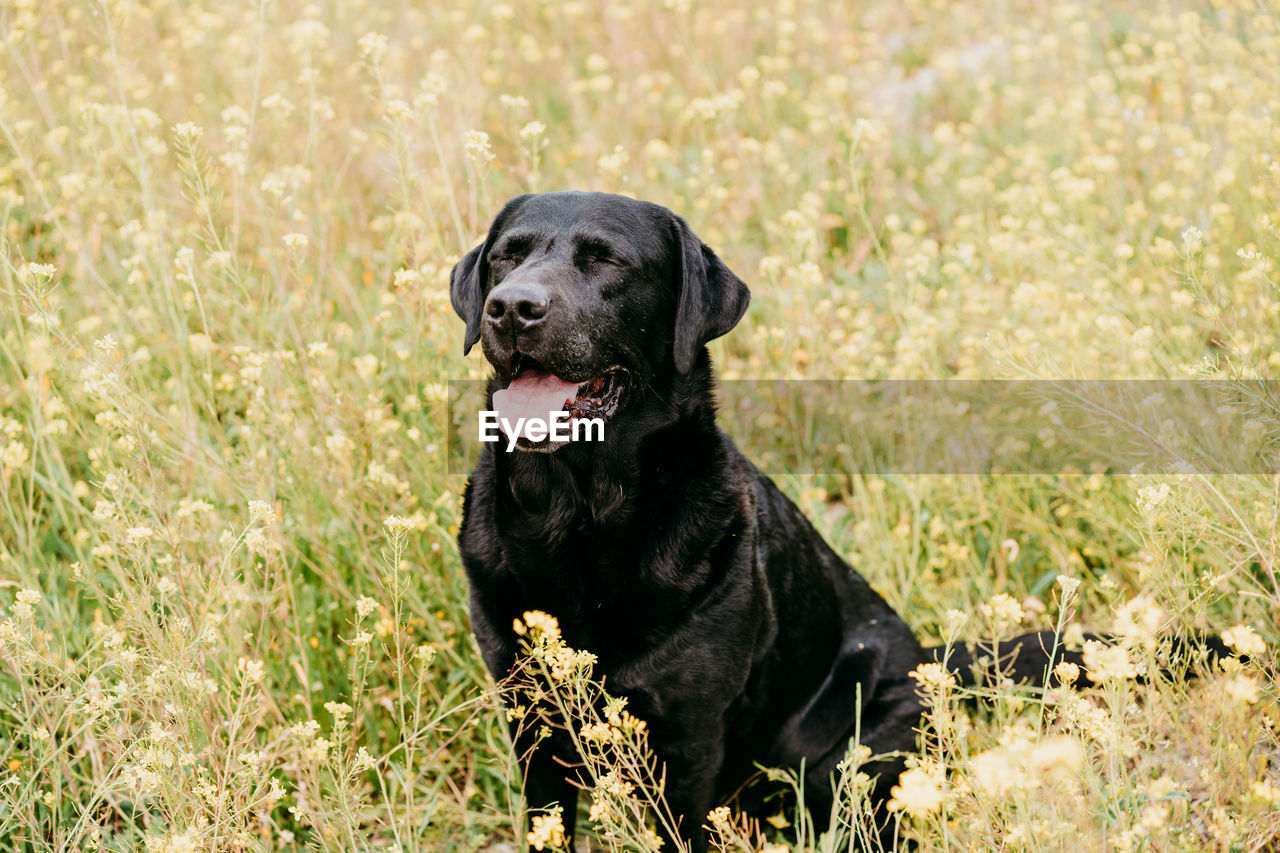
[1,0,1279,850]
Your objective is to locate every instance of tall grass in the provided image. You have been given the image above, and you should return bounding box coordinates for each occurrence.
[0,0,1276,850]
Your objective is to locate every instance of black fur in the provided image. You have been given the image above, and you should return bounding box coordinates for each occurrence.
[450,192,1222,852]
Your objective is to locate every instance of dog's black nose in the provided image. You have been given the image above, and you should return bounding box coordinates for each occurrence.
[485,282,549,331]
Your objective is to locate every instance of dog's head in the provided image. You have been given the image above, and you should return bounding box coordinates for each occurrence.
[450,191,750,451]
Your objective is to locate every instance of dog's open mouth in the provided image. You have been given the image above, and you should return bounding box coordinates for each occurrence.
[491,357,628,447]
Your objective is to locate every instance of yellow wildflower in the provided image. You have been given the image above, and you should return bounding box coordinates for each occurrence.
[1222,624,1265,657]
[909,662,957,692]
[527,808,566,851]
[1224,674,1260,705]
[1054,661,1081,685]
[887,761,945,817]
[1082,639,1137,682]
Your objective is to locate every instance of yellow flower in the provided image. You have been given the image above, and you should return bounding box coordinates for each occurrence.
[1181,226,1203,252]
[1146,775,1179,799]
[970,726,1081,797]
[1,441,29,470]
[383,515,415,534]
[1136,483,1172,516]
[1224,674,1260,705]
[580,722,619,744]
[1250,780,1280,803]
[887,761,945,817]
[172,122,203,142]
[247,500,275,526]
[706,805,733,832]
[1060,695,1111,741]
[357,32,389,64]
[1113,595,1164,649]
[1029,736,1082,775]
[545,645,596,681]
[392,268,422,287]
[159,830,199,853]
[1222,624,1266,657]
[236,657,265,683]
[464,130,494,166]
[1082,639,1137,682]
[980,593,1024,631]
[1137,801,1170,832]
[969,748,1021,796]
[605,707,647,737]
[585,771,635,831]
[1054,661,1081,685]
[908,662,957,692]
[521,610,561,641]
[324,701,352,721]
[125,526,155,545]
[527,808,566,851]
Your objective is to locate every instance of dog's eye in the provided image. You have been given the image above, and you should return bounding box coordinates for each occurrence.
[583,254,622,268]
[489,253,524,266]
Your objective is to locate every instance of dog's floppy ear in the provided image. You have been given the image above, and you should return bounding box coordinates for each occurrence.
[672,216,750,375]
[450,194,534,355]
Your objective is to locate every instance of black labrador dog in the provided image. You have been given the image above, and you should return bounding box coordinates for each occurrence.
[449,192,1113,850]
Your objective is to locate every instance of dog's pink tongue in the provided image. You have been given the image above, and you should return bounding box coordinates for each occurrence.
[492,370,578,438]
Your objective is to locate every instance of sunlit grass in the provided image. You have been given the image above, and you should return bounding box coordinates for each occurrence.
[1,0,1277,849]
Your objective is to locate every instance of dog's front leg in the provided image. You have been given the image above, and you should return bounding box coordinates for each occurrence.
[516,723,581,852]
[652,722,725,853]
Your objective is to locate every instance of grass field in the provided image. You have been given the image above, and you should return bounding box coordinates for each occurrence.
[1,0,1278,849]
